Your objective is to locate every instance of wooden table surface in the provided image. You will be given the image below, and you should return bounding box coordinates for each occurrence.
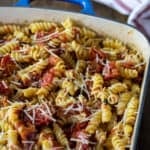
[0,1,149,150]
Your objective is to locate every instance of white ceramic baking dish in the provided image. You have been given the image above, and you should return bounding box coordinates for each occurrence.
[0,7,149,150]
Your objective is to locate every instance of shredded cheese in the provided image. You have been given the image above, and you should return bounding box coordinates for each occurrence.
[34,31,59,43]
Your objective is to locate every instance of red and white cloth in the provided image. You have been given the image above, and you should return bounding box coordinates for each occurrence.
[93,0,150,40]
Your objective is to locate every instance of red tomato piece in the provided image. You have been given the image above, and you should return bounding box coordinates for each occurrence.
[48,55,60,66]
[0,55,16,77]
[103,61,120,80]
[122,61,134,68]
[0,81,11,95]
[34,104,52,126]
[41,69,54,87]
[89,48,107,60]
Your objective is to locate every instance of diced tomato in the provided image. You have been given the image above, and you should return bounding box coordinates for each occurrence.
[73,27,81,34]
[34,104,52,126]
[103,61,120,80]
[41,69,54,87]
[88,61,103,74]
[36,31,46,39]
[89,48,97,60]
[34,112,51,126]
[75,123,88,131]
[89,48,107,60]
[72,130,90,150]
[0,81,11,95]
[59,33,69,42]
[0,55,16,77]
[75,142,90,150]
[122,61,134,68]
[48,55,60,66]
[94,48,107,59]
[0,96,9,107]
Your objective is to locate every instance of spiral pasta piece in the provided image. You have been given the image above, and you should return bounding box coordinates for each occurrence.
[81,27,96,39]
[101,103,112,123]
[117,92,132,115]
[112,135,127,150]
[7,129,21,149]
[103,38,125,50]
[123,79,132,89]
[28,45,49,60]
[131,84,140,95]
[29,22,57,33]
[21,87,38,98]
[107,93,119,105]
[71,40,89,59]
[0,41,19,55]
[48,38,61,48]
[11,51,32,63]
[95,128,107,144]
[0,131,7,145]
[91,73,104,98]
[53,60,66,77]
[38,128,53,150]
[124,96,139,125]
[62,79,78,96]
[99,88,109,103]
[55,89,75,107]
[18,59,49,83]
[53,123,69,147]
[120,67,138,79]
[21,25,30,35]
[124,124,133,137]
[7,104,36,140]
[61,51,76,68]
[0,24,21,35]
[75,59,87,73]
[109,82,127,94]
[85,111,101,134]
[14,31,31,43]
[59,28,75,41]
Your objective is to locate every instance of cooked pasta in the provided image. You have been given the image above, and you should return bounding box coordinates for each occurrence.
[0,24,20,34]
[103,38,125,50]
[29,22,57,33]
[85,111,101,134]
[109,82,127,94]
[124,96,139,125]
[120,67,138,79]
[117,92,132,115]
[11,51,32,63]
[28,45,49,60]
[14,30,31,43]
[112,135,127,150]
[0,18,145,150]
[53,123,69,148]
[101,103,112,123]
[0,41,19,55]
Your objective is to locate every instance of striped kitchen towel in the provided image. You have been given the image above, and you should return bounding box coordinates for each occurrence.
[93,0,150,39]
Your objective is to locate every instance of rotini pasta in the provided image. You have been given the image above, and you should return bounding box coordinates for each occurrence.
[0,18,145,150]
[0,41,19,55]
[117,92,132,115]
[112,134,127,150]
[29,22,57,33]
[124,96,139,125]
[85,111,101,134]
[0,24,20,34]
[53,123,69,148]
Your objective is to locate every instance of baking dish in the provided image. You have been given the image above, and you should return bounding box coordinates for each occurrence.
[0,0,150,149]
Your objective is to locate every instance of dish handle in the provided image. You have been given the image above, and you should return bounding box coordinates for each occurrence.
[14,0,95,15]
